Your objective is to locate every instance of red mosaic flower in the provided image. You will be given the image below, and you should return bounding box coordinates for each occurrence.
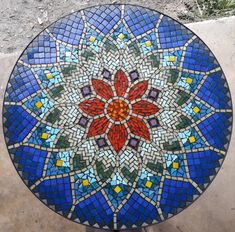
[79,69,160,153]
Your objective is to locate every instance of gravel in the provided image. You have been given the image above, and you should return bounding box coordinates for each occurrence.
[0,0,198,54]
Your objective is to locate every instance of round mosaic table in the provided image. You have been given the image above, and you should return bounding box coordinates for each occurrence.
[3,4,233,230]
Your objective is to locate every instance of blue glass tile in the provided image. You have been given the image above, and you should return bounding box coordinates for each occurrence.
[124,6,160,36]
[21,32,57,65]
[117,192,161,229]
[48,12,83,45]
[11,146,47,185]
[183,38,217,72]
[6,65,40,102]
[84,5,121,35]
[158,16,193,49]
[187,150,223,189]
[198,112,232,150]
[4,105,37,144]
[160,179,199,217]
[71,191,113,227]
[33,177,72,216]
[197,71,232,109]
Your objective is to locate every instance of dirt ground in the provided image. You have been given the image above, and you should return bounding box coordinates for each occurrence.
[0,0,199,54]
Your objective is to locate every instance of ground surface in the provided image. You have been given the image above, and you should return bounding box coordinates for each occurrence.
[0,0,198,54]
[0,15,235,232]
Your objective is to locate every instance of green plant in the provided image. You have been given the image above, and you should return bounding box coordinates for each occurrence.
[197,0,235,17]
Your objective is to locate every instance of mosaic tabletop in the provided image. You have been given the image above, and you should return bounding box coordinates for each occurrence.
[3,4,233,230]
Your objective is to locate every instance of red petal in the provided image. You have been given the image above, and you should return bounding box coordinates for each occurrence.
[132,100,159,116]
[114,69,128,97]
[79,98,105,116]
[127,80,148,101]
[108,124,128,153]
[87,117,109,137]
[127,116,150,140]
[92,79,114,100]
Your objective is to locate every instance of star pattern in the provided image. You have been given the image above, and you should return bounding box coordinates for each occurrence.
[2,4,233,230]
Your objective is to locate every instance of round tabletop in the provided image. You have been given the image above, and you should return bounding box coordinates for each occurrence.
[3,4,233,230]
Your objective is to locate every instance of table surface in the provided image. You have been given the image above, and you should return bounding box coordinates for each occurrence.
[2,4,233,230]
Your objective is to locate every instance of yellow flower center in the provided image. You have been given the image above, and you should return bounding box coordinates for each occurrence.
[107,99,129,122]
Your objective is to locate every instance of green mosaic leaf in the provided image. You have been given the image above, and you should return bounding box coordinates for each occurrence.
[128,42,141,56]
[49,85,65,98]
[149,54,160,68]
[177,90,190,106]
[46,108,61,124]
[146,162,163,173]
[104,40,117,52]
[176,115,192,130]
[61,65,77,77]
[55,135,70,148]
[73,153,86,170]
[163,140,181,151]
[81,50,96,61]
[168,69,179,83]
[121,166,137,182]
[96,160,113,181]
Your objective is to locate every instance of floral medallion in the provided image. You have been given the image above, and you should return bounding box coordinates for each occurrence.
[80,69,160,154]
[2,4,233,230]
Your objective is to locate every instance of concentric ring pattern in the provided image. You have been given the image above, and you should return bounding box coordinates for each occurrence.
[3,4,233,230]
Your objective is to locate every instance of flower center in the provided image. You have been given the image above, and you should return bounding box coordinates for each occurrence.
[107,99,130,121]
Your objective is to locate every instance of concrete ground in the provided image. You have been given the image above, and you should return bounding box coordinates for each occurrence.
[0,15,235,232]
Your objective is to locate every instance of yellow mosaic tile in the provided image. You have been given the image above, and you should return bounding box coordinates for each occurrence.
[145,40,152,47]
[145,180,153,188]
[82,179,89,187]
[46,73,53,79]
[173,162,179,169]
[186,77,193,84]
[118,33,125,40]
[169,56,176,62]
[89,36,96,43]
[189,136,196,143]
[114,185,121,193]
[193,106,200,113]
[35,101,43,108]
[41,132,48,140]
[56,160,63,167]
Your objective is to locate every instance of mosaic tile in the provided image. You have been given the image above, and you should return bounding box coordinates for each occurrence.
[2,4,233,230]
